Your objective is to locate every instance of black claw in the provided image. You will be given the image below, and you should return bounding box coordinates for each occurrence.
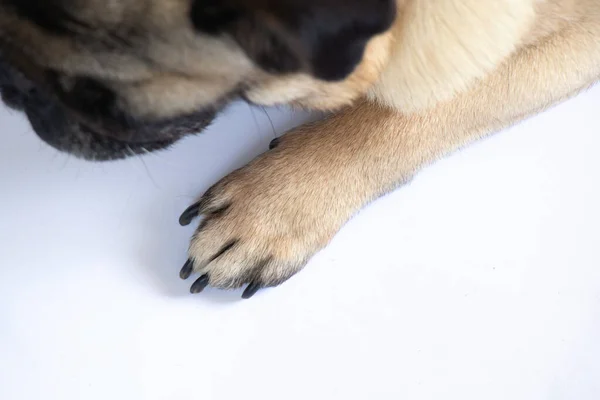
[242,282,261,299]
[179,202,202,226]
[190,275,210,294]
[180,259,194,280]
[269,138,280,150]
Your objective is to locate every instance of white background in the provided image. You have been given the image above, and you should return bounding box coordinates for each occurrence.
[0,85,599,400]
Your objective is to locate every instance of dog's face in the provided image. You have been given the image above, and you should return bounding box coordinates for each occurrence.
[0,0,395,160]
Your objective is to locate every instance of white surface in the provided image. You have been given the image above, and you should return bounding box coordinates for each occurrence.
[0,86,599,400]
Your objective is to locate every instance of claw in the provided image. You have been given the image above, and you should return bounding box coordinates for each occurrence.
[242,282,261,299]
[190,275,210,294]
[179,201,205,226]
[269,137,280,150]
[180,259,194,280]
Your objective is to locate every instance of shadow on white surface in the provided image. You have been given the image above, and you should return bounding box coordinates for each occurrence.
[0,89,599,400]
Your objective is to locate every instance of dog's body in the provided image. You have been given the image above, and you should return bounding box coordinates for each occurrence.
[0,0,598,297]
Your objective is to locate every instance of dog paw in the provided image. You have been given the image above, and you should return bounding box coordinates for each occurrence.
[178,136,348,298]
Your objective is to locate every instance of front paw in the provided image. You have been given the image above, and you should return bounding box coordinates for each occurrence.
[178,137,346,298]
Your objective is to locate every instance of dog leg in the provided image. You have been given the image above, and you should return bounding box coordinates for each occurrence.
[180,16,600,297]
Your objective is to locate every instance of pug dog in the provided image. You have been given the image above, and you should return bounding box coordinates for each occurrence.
[0,0,598,298]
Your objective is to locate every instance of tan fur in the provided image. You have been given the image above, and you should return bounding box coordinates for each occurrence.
[1,0,599,289]
[369,0,538,112]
